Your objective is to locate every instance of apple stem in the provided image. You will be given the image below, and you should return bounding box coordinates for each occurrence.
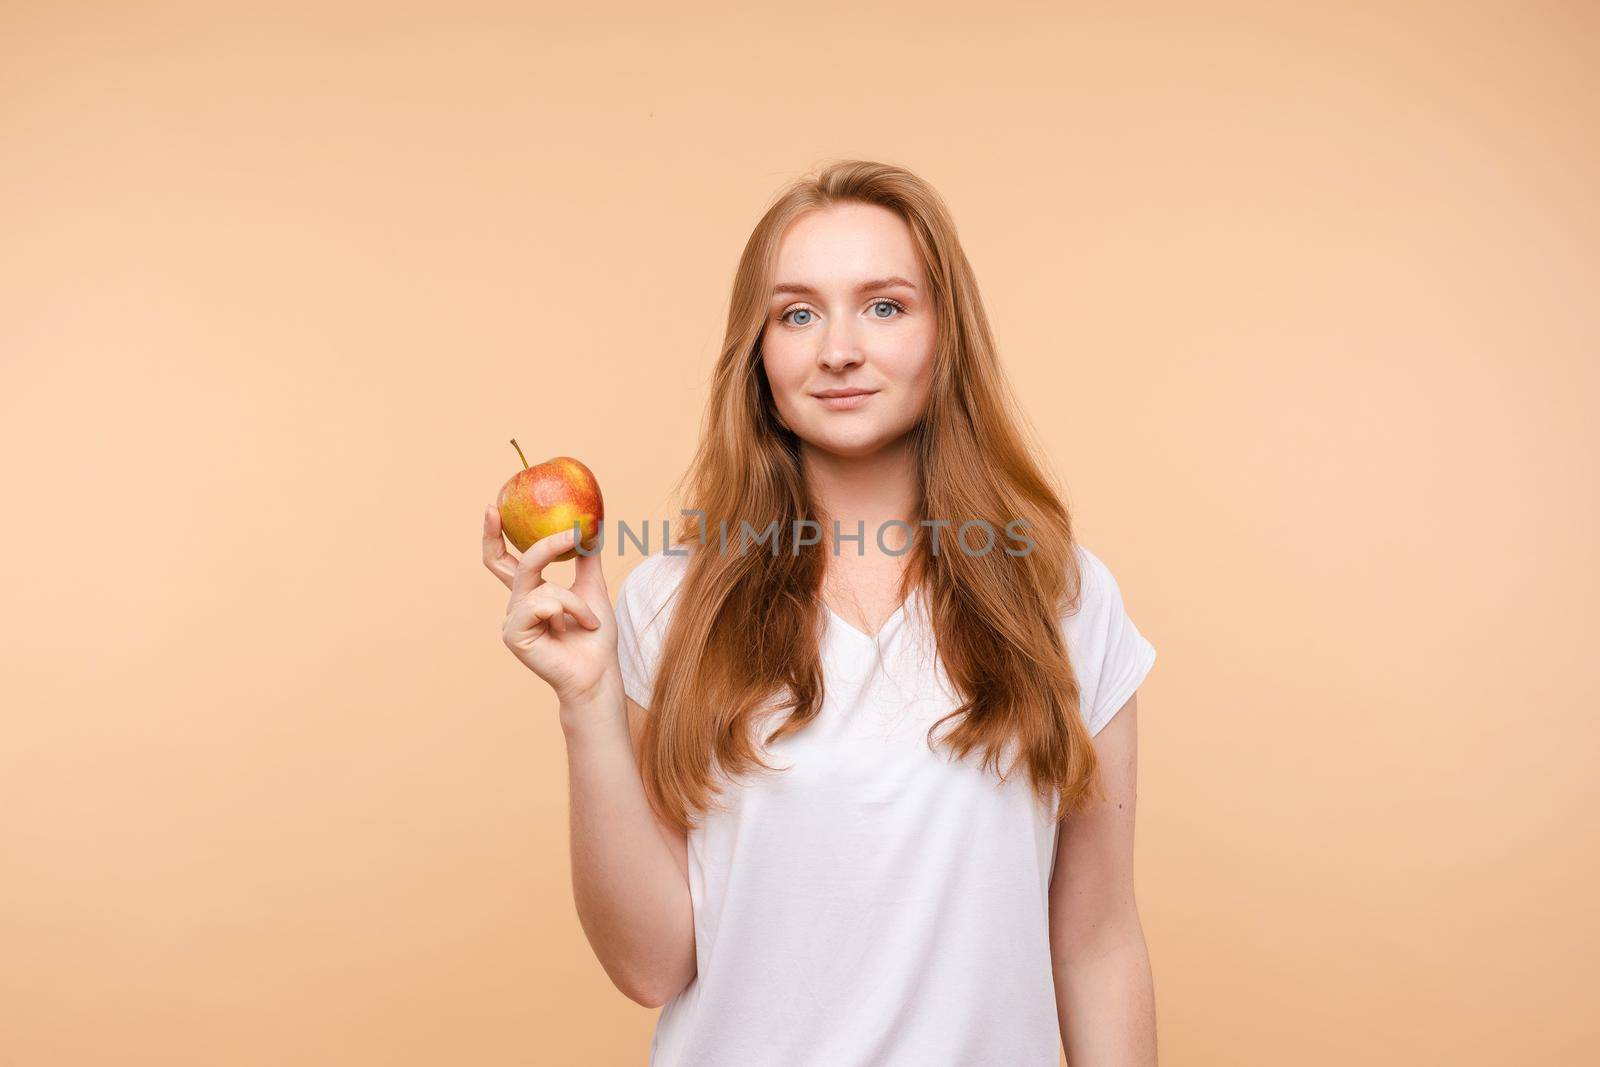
[509,438,530,469]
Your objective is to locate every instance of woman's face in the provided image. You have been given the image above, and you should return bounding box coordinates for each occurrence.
[760,202,937,459]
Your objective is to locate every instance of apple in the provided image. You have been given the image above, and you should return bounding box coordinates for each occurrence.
[496,440,604,561]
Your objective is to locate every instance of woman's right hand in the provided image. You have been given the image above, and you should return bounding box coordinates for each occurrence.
[482,504,620,707]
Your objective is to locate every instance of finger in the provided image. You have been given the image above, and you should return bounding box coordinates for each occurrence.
[506,595,565,643]
[509,526,580,599]
[572,519,609,598]
[482,505,518,589]
[512,595,587,638]
[511,580,601,631]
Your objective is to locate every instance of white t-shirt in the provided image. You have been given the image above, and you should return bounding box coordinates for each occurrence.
[612,543,1157,1066]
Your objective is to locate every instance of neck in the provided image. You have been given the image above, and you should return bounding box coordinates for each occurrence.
[800,437,919,555]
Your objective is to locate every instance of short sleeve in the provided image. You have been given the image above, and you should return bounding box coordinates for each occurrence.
[1066,545,1159,737]
[612,552,684,710]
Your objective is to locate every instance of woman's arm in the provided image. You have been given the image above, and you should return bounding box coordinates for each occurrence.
[481,507,694,1009]
[561,687,695,1008]
[1049,693,1158,1064]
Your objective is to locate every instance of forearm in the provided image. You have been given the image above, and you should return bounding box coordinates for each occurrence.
[560,678,694,1006]
[1053,923,1157,1065]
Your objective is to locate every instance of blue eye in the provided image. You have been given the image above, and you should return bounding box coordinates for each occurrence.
[779,298,907,327]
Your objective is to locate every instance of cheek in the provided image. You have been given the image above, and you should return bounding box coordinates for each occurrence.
[881,325,937,384]
[761,336,807,392]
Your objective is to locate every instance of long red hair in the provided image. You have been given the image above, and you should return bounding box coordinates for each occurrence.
[639,159,1102,834]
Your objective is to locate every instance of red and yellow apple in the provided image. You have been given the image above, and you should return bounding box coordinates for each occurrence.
[496,441,604,561]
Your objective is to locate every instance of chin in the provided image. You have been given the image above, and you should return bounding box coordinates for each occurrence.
[800,426,897,459]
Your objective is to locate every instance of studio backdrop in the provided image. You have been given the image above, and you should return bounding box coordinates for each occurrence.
[2,3,1595,1064]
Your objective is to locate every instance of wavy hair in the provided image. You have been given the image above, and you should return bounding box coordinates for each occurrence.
[638,159,1103,834]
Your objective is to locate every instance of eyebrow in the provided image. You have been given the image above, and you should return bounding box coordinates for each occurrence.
[771,276,918,299]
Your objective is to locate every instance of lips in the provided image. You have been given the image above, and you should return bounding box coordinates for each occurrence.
[812,388,877,411]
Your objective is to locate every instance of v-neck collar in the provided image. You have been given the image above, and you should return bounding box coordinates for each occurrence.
[823,585,919,643]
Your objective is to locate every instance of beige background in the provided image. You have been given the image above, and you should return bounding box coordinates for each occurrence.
[3,2,1596,1064]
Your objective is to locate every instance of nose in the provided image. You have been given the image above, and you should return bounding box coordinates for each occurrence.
[818,325,863,373]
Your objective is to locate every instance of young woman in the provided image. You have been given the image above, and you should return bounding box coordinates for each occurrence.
[481,160,1160,1065]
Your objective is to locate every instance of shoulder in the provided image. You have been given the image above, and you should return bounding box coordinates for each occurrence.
[1064,542,1117,618]
[616,545,694,625]
[1059,541,1144,649]
[1062,542,1157,732]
